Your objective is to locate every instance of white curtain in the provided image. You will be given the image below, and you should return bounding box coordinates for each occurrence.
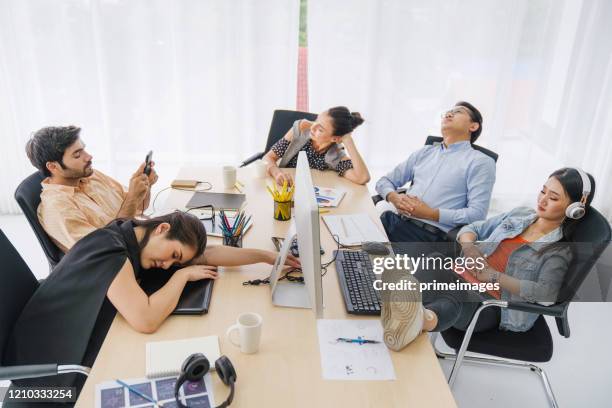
[0,0,299,214]
[308,0,612,220]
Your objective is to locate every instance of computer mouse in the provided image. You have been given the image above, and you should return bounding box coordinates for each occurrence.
[362,241,390,256]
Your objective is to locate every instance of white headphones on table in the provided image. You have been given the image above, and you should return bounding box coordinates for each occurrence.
[565,168,592,220]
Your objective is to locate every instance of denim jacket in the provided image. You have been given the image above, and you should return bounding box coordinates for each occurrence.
[458,207,572,332]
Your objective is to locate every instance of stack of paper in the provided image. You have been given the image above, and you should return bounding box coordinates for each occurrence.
[322,213,388,246]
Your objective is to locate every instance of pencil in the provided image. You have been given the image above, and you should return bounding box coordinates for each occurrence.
[281,180,287,201]
[232,212,243,235]
[234,183,243,193]
[116,379,163,407]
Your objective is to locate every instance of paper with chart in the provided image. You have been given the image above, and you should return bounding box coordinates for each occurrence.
[95,374,214,408]
[314,185,346,208]
[317,319,396,381]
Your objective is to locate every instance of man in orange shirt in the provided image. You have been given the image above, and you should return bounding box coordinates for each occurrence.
[25,126,302,274]
[26,126,158,252]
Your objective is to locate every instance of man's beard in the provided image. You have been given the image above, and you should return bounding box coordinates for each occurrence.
[62,163,93,179]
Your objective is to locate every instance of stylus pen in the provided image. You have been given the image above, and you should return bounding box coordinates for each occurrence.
[116,379,164,407]
[337,337,381,344]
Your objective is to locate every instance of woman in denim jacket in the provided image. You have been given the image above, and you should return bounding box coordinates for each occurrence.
[381,168,596,351]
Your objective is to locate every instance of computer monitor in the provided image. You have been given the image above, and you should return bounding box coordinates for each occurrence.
[269,152,324,318]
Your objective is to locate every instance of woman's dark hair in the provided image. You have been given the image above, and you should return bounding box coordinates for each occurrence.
[455,101,483,143]
[549,167,596,241]
[132,211,207,262]
[25,126,82,176]
[327,106,365,136]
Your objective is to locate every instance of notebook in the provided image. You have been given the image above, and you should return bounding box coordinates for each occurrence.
[145,336,221,378]
[185,191,246,210]
[322,213,388,246]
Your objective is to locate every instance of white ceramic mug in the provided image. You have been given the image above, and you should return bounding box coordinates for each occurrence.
[226,312,262,354]
[253,160,268,178]
[222,165,237,189]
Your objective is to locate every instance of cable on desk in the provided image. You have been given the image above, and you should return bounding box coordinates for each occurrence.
[242,268,304,286]
[243,234,345,285]
[143,181,213,217]
[320,234,343,277]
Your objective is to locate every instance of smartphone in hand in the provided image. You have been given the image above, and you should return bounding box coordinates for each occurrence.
[144,151,153,176]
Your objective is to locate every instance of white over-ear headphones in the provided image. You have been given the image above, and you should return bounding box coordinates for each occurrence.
[565,168,592,220]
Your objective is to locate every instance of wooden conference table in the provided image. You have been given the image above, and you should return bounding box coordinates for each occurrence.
[76,166,456,408]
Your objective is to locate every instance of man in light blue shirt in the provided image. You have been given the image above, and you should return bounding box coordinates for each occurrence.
[375,101,496,243]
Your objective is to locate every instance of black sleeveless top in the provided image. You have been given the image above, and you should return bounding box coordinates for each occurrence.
[4,219,142,389]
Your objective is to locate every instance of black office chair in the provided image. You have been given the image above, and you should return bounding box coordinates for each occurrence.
[0,229,89,388]
[240,109,318,167]
[14,171,64,270]
[434,207,611,407]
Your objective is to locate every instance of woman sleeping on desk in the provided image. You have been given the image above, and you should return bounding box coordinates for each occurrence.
[262,106,371,185]
[380,168,596,351]
[5,211,299,393]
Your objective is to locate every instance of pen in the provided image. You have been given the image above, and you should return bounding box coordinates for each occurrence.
[116,379,164,407]
[336,337,381,344]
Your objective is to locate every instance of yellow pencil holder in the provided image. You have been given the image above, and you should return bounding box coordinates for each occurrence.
[273,200,292,221]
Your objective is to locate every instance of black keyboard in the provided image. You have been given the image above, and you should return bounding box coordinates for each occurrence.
[334,250,381,315]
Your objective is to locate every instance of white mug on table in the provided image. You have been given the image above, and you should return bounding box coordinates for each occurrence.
[222,165,237,189]
[226,312,262,354]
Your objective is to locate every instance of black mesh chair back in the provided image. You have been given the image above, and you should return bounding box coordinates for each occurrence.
[0,229,39,364]
[240,109,317,167]
[263,109,317,152]
[14,172,63,269]
[425,135,498,162]
[557,208,611,302]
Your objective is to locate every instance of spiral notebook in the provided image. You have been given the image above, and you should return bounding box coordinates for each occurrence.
[145,336,221,378]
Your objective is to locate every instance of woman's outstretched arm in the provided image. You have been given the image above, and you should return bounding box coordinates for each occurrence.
[191,245,300,269]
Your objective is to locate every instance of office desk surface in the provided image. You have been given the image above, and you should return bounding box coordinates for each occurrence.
[76,167,456,408]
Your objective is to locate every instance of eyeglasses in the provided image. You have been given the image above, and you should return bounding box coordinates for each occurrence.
[441,107,475,120]
[186,204,216,227]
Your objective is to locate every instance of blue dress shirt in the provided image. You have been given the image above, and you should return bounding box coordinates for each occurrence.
[375,141,496,232]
